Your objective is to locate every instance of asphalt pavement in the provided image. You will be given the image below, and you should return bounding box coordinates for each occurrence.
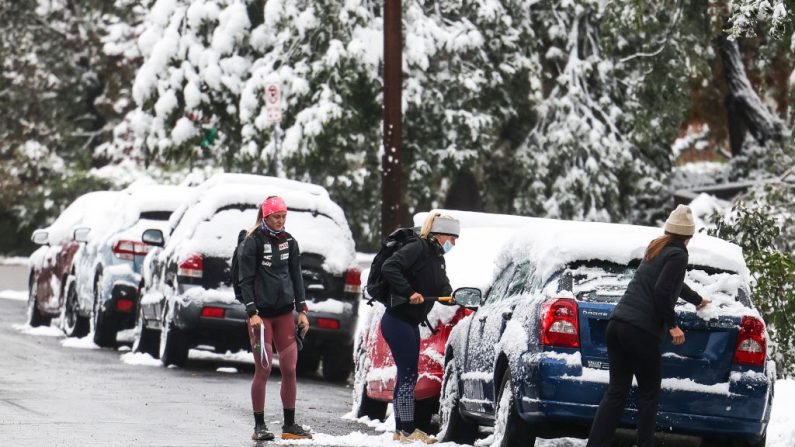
[0,265,371,447]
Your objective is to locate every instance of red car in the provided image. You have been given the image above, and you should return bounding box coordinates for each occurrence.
[353,221,516,431]
[354,304,472,430]
[27,191,126,327]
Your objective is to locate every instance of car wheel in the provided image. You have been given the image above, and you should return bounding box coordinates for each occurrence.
[321,344,354,382]
[356,379,388,421]
[493,369,535,447]
[26,278,51,327]
[60,276,89,337]
[414,398,439,434]
[159,307,188,367]
[296,350,321,375]
[438,359,478,443]
[92,274,117,348]
[132,302,159,358]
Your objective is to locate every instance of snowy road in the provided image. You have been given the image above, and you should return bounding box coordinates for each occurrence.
[0,295,371,446]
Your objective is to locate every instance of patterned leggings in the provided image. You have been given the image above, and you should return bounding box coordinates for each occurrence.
[248,312,298,412]
[380,312,420,433]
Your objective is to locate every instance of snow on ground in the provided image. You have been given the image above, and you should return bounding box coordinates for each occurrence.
[61,334,100,349]
[188,348,255,364]
[0,290,27,301]
[0,257,30,266]
[12,323,63,337]
[120,352,162,367]
[768,379,795,447]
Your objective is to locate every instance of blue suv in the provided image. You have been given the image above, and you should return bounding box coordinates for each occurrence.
[438,221,774,447]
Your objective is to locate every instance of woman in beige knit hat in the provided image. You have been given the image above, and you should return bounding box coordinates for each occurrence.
[587,205,711,447]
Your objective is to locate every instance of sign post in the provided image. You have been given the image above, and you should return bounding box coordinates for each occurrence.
[264,83,285,178]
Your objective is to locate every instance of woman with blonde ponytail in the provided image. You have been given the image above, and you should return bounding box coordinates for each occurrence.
[587,205,711,447]
[379,211,460,444]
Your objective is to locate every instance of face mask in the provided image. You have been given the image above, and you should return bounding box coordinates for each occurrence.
[442,240,454,253]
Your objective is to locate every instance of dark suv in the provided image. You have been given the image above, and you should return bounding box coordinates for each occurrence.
[134,174,361,381]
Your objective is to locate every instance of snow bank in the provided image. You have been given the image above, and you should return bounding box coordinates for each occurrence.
[12,323,63,337]
[0,257,30,266]
[120,352,161,366]
[0,290,27,301]
[61,335,100,350]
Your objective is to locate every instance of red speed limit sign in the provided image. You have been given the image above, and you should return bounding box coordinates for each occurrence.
[265,84,280,105]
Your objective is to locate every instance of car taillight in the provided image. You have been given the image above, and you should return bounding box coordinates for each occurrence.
[116,298,134,312]
[112,240,151,261]
[178,254,203,278]
[200,306,225,318]
[317,318,340,330]
[541,298,580,348]
[344,268,361,294]
[733,316,766,366]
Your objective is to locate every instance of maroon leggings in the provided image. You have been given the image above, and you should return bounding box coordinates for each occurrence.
[248,312,298,412]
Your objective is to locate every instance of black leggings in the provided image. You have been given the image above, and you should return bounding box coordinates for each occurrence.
[587,319,662,447]
[380,312,420,433]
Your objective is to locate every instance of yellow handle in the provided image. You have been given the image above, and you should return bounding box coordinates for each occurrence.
[437,296,453,302]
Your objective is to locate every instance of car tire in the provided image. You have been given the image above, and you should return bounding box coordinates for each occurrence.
[92,274,117,348]
[132,302,159,358]
[60,276,89,337]
[414,398,439,434]
[356,381,388,421]
[296,350,321,375]
[321,344,354,382]
[26,278,51,327]
[160,308,189,367]
[438,359,478,444]
[494,369,535,447]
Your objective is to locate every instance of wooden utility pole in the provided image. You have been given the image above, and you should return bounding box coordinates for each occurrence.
[381,0,406,237]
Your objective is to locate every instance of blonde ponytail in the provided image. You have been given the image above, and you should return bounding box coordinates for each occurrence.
[420,211,442,239]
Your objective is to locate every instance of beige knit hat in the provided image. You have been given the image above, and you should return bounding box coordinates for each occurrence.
[664,204,695,237]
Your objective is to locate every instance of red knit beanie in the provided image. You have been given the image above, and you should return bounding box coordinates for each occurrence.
[261,196,287,217]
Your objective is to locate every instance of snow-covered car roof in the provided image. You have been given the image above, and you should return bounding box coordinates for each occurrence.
[45,191,133,246]
[198,173,329,198]
[414,209,748,282]
[127,184,194,214]
[500,219,749,284]
[164,183,356,273]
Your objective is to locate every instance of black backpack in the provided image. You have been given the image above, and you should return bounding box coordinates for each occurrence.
[229,229,264,303]
[365,227,420,307]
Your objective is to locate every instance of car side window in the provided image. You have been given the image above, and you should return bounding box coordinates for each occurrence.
[484,263,515,305]
[507,262,535,296]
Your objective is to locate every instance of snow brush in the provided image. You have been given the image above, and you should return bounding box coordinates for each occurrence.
[388,294,454,307]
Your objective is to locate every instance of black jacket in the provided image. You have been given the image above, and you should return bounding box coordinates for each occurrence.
[238,227,306,317]
[610,238,703,339]
[381,237,453,325]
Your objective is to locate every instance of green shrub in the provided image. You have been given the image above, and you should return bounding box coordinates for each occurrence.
[709,203,795,378]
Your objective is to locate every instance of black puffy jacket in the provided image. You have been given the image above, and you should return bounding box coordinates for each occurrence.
[238,227,306,317]
[381,237,453,325]
[610,238,703,339]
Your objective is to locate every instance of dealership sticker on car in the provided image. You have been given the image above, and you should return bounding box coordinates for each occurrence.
[586,360,610,370]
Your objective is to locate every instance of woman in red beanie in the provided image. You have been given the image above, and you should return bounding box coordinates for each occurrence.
[238,196,312,441]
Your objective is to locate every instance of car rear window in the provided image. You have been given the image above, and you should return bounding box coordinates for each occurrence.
[561,260,752,308]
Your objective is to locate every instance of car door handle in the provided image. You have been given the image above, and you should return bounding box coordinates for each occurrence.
[502,312,512,320]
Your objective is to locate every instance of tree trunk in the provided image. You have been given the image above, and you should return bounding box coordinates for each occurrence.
[444,170,483,211]
[716,35,785,156]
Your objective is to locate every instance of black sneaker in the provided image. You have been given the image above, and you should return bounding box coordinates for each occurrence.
[281,423,312,440]
[251,423,275,441]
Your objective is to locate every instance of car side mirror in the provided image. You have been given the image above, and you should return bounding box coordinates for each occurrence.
[73,227,91,243]
[142,229,165,247]
[31,229,49,245]
[453,287,482,309]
